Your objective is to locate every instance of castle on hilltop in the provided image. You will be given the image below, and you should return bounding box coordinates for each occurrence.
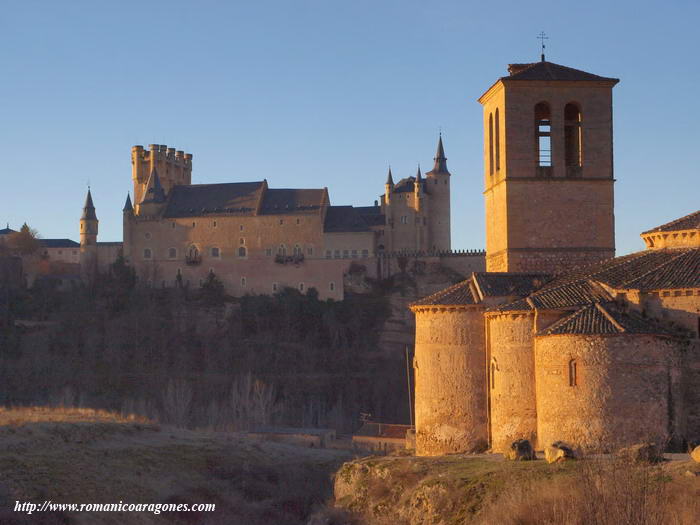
[410,58,700,455]
[78,137,484,299]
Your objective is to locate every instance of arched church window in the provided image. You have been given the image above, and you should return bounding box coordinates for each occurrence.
[488,113,494,175]
[495,108,501,172]
[535,102,552,172]
[569,359,578,387]
[565,103,582,174]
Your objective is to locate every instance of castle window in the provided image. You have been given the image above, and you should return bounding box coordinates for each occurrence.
[238,246,247,257]
[569,359,578,387]
[293,244,302,256]
[535,102,552,171]
[57,250,62,255]
[495,108,501,172]
[334,250,340,259]
[296,218,301,225]
[272,282,278,292]
[171,222,175,229]
[143,248,152,259]
[325,250,332,259]
[266,248,272,256]
[278,244,286,256]
[307,247,313,256]
[168,247,177,259]
[211,247,220,258]
[213,221,217,228]
[490,359,497,389]
[362,249,369,258]
[488,112,494,175]
[240,238,245,245]
[329,282,335,291]
[192,222,196,228]
[351,249,358,258]
[240,225,244,231]
[145,232,151,240]
[343,250,349,258]
[241,276,246,287]
[565,103,582,174]
[279,219,284,225]
[299,282,305,292]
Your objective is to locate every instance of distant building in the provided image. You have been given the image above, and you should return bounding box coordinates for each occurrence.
[79,137,475,299]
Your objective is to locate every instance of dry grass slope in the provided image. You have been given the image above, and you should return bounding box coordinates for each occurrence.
[0,407,351,524]
[330,453,700,525]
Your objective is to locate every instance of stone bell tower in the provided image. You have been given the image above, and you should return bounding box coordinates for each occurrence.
[478,58,619,273]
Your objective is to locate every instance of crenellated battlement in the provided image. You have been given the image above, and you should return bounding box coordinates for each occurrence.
[131,144,193,205]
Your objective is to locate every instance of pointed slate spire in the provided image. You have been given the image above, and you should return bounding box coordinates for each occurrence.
[416,164,422,181]
[81,189,97,220]
[432,134,449,174]
[141,168,166,203]
[386,167,394,187]
[123,193,133,213]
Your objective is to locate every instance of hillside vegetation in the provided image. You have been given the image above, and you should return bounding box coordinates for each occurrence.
[0,264,406,432]
[325,453,700,525]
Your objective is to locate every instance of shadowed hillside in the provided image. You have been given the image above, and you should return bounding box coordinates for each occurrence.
[0,407,351,524]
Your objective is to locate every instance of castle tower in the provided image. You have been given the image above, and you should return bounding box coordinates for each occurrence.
[131,144,192,205]
[478,59,619,273]
[425,135,451,252]
[79,188,98,280]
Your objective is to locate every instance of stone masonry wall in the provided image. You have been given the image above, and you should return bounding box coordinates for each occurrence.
[535,334,684,452]
[413,307,488,455]
[487,312,538,451]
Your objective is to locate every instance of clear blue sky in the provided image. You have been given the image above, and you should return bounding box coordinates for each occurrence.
[1,0,698,255]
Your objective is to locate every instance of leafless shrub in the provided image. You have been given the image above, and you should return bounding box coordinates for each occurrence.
[203,373,280,432]
[476,457,694,525]
[161,379,193,428]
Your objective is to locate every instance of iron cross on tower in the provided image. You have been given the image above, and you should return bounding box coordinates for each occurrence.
[538,31,548,61]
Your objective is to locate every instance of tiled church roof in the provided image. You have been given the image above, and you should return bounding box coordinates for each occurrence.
[540,303,674,336]
[642,210,700,234]
[503,61,619,83]
[411,280,478,307]
[491,247,700,312]
[473,272,551,298]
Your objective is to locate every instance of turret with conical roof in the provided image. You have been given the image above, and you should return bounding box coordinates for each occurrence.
[384,167,394,205]
[425,135,451,251]
[123,193,133,213]
[137,169,167,216]
[81,189,98,221]
[79,188,99,281]
[428,134,450,175]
